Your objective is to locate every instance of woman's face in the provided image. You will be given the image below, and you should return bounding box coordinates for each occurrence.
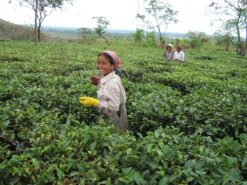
[97,55,114,76]
[167,46,172,51]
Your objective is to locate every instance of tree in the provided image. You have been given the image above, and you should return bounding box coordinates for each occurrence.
[241,7,247,51]
[15,0,72,43]
[79,27,94,43]
[132,28,156,47]
[35,0,38,44]
[132,28,145,44]
[92,16,110,46]
[209,0,247,56]
[187,31,209,48]
[214,21,235,51]
[145,31,156,47]
[136,0,178,47]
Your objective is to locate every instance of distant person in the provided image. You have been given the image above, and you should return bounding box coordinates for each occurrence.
[173,45,185,63]
[80,50,128,131]
[91,50,121,86]
[164,44,174,61]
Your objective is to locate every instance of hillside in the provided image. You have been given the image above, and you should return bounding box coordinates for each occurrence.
[0,19,187,41]
[45,26,187,39]
[0,19,35,40]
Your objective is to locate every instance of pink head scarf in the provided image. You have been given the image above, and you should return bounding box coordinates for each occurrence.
[102,50,121,68]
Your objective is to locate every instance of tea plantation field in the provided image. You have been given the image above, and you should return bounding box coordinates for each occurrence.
[0,41,247,184]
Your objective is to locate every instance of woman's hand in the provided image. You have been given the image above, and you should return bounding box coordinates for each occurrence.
[79,96,99,107]
[91,75,100,86]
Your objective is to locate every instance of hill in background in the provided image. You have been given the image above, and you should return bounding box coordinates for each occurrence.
[0,19,34,40]
[44,26,187,39]
[0,19,187,41]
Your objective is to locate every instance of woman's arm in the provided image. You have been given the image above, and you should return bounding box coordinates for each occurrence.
[98,80,121,115]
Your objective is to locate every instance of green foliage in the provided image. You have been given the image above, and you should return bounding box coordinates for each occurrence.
[16,0,73,42]
[93,16,110,46]
[213,21,235,51]
[209,0,247,56]
[132,29,157,47]
[145,32,156,47]
[187,31,209,49]
[136,0,178,47]
[0,41,247,184]
[132,29,145,44]
[17,0,72,10]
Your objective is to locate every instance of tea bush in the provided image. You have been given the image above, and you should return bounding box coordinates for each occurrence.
[0,41,246,184]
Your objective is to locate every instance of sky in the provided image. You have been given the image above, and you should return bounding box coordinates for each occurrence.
[0,0,217,34]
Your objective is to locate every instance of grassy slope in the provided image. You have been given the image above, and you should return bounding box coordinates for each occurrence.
[0,19,35,40]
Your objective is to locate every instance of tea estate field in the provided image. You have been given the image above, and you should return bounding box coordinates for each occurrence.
[0,41,247,184]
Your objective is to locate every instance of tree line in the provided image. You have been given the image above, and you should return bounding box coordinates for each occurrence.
[9,0,247,56]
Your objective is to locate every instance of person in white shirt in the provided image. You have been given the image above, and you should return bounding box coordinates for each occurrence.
[173,45,185,62]
[79,51,128,131]
[164,44,174,61]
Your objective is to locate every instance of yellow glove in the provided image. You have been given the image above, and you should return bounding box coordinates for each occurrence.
[79,96,99,107]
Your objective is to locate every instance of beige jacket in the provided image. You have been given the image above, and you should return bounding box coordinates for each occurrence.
[97,71,128,131]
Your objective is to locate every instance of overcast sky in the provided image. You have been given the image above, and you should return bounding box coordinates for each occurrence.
[0,0,216,34]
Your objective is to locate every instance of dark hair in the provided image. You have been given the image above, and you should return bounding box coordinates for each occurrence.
[98,52,114,65]
[176,45,183,51]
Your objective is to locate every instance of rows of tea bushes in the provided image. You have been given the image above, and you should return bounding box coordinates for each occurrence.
[1,125,246,184]
[123,52,247,138]
[0,41,247,184]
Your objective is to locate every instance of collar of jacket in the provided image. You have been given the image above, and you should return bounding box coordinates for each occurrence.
[100,71,116,85]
